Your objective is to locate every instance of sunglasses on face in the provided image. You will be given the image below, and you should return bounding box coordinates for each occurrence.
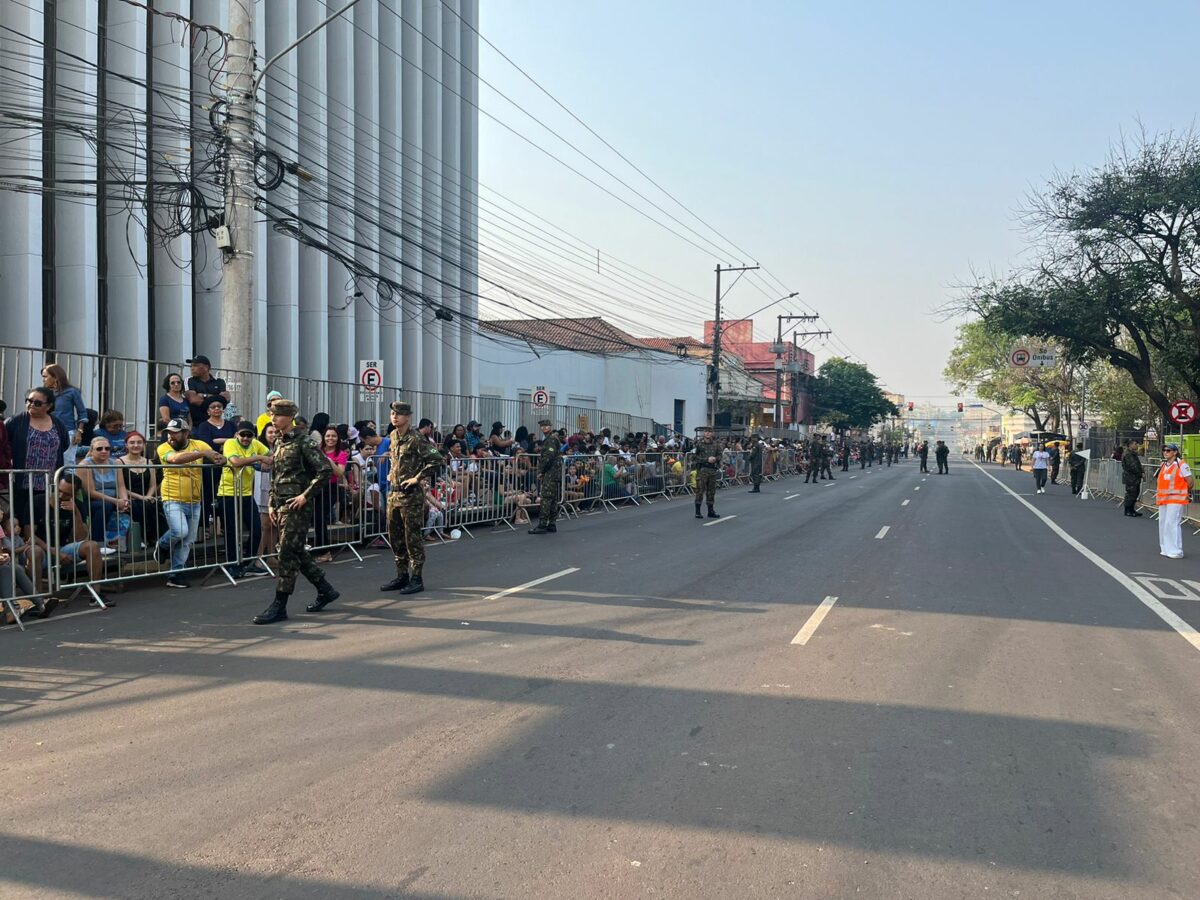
[25,398,47,407]
[94,447,111,453]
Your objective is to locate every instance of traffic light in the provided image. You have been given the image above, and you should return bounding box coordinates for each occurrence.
[957,402,964,412]
[907,401,914,411]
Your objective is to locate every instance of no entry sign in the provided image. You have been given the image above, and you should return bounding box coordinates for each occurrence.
[1169,400,1197,425]
[1010,348,1031,367]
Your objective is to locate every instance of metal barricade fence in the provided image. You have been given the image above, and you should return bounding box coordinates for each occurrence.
[1,471,56,631]
[560,453,606,516]
[306,460,366,562]
[629,452,673,503]
[438,455,522,538]
[1085,457,1200,532]
[51,461,238,606]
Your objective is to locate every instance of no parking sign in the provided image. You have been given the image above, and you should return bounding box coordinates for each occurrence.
[360,360,383,401]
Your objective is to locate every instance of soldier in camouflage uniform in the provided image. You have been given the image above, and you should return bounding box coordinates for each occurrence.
[529,419,563,534]
[805,439,822,483]
[748,436,763,493]
[820,438,836,480]
[252,400,339,625]
[380,401,443,595]
[691,427,721,519]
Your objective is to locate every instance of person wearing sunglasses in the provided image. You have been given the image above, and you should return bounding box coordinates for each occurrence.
[5,387,70,542]
[78,437,130,544]
[158,373,189,430]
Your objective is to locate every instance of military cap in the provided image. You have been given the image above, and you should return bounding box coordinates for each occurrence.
[272,399,299,417]
[538,418,553,427]
[391,401,412,415]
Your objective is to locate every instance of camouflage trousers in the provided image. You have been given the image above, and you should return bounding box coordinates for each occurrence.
[538,471,562,524]
[275,502,323,593]
[388,498,426,577]
[750,465,762,486]
[694,468,717,504]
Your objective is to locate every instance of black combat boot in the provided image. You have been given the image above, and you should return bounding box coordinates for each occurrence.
[306,579,340,612]
[545,523,557,532]
[707,505,720,519]
[253,592,289,624]
[694,504,703,519]
[528,522,549,534]
[748,485,760,493]
[399,575,425,595]
[380,572,409,591]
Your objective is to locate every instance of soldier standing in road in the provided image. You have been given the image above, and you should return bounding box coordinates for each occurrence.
[934,440,950,474]
[252,400,339,625]
[530,419,564,532]
[839,440,850,472]
[691,427,721,519]
[1067,443,1087,495]
[820,438,835,481]
[381,401,443,595]
[1122,438,1144,517]
[917,440,929,473]
[747,435,764,492]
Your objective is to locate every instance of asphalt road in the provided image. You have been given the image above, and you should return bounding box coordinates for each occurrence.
[3,457,1200,899]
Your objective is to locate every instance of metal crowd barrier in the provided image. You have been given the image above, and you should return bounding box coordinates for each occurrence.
[1087,457,1200,533]
[561,453,606,517]
[306,460,366,562]
[438,455,520,538]
[1,471,56,630]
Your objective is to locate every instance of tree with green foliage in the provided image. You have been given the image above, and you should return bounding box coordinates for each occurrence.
[810,358,897,430]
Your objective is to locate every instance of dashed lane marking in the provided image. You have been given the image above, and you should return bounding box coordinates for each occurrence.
[901,499,910,506]
[914,486,920,491]
[784,494,800,500]
[971,461,1200,655]
[791,596,838,645]
[483,567,580,602]
[702,515,738,527]
[875,526,890,540]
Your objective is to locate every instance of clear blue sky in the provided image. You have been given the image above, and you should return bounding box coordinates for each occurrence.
[476,0,1198,400]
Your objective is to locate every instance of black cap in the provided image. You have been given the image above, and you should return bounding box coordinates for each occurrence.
[418,417,434,429]
[235,421,256,435]
[186,355,211,366]
[165,418,190,433]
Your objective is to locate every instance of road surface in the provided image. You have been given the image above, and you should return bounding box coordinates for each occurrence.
[3,458,1199,898]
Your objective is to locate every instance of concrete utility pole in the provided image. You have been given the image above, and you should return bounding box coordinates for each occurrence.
[789,330,829,426]
[774,314,818,426]
[220,0,366,411]
[220,0,257,414]
[710,264,759,428]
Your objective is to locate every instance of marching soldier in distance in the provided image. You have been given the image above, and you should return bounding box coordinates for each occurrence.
[253,399,339,625]
[820,438,835,480]
[529,418,564,533]
[691,427,721,518]
[748,434,763,492]
[804,438,821,483]
[381,401,443,595]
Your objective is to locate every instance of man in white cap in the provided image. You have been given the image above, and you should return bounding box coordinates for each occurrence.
[255,390,284,437]
[1156,443,1194,559]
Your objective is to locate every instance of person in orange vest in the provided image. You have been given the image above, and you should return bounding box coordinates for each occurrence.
[1156,443,1194,559]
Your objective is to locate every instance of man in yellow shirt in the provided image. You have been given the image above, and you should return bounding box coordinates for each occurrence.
[255,390,283,437]
[155,418,225,588]
[218,421,271,578]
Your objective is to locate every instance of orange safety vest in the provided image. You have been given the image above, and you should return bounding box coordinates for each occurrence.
[1156,460,1191,506]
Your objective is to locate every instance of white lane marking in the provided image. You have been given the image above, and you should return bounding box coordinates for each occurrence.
[970,461,1200,654]
[483,567,580,602]
[849,475,857,479]
[791,596,838,645]
[784,493,800,500]
[922,478,927,482]
[824,482,836,487]
[702,515,738,527]
[914,486,920,491]
[901,499,910,507]
[875,526,890,540]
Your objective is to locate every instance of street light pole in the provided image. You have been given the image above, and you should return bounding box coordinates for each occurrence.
[709,264,759,428]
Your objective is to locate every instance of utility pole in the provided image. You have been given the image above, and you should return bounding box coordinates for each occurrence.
[220,0,257,416]
[710,264,759,428]
[220,0,365,414]
[773,314,818,426]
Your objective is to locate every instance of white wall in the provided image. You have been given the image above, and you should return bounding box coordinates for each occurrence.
[477,335,707,433]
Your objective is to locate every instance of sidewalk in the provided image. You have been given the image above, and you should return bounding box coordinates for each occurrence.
[972,460,1200,632]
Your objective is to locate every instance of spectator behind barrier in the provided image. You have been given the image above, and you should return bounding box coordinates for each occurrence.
[185,355,230,426]
[41,363,87,447]
[158,373,189,429]
[96,409,129,457]
[7,386,70,541]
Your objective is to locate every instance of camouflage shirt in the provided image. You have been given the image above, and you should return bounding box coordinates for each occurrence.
[388,428,443,502]
[269,428,332,507]
[691,439,721,469]
[538,436,563,477]
[749,443,763,466]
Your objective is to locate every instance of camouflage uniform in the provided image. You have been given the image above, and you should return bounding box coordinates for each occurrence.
[691,438,721,504]
[388,426,443,578]
[270,426,333,593]
[805,442,822,483]
[748,440,763,488]
[536,432,564,525]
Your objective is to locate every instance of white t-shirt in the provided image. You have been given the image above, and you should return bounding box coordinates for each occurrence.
[1032,450,1050,470]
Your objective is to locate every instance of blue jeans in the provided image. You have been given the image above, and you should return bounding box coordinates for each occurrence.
[159,501,201,572]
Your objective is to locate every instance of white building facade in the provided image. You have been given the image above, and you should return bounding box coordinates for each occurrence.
[0,0,479,397]
[477,318,709,435]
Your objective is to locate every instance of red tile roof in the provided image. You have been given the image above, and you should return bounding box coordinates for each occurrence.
[482,317,653,355]
[636,336,710,353]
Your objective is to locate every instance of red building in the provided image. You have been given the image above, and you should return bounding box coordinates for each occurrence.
[703,319,815,425]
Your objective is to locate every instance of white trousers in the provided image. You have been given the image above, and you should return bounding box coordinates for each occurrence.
[1158,504,1184,557]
